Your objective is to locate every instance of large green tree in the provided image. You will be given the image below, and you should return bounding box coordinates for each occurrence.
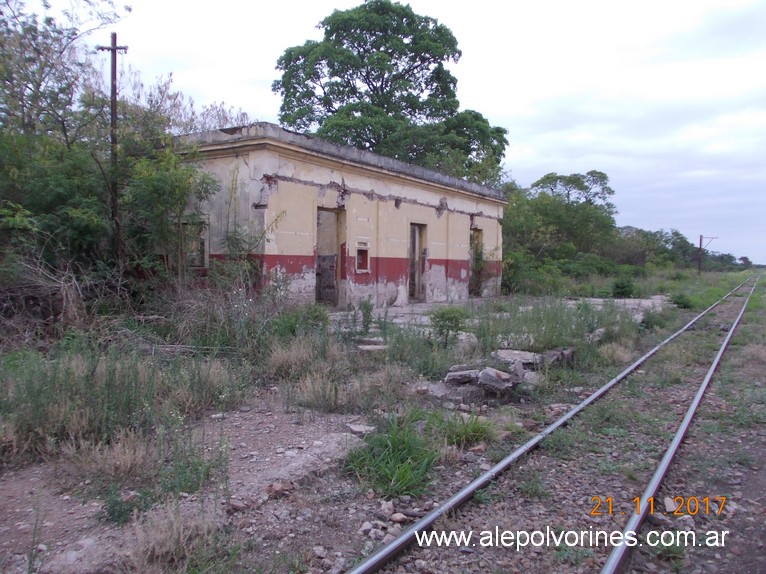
[272,0,507,185]
[0,0,246,282]
[530,170,616,212]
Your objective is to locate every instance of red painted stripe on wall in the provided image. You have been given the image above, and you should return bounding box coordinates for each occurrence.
[209,254,500,282]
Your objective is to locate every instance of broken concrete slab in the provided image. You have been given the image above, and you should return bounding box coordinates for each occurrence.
[444,370,480,385]
[477,367,522,396]
[347,423,377,437]
[448,364,470,372]
[357,344,388,352]
[493,347,574,370]
[356,336,386,345]
[415,380,484,405]
[542,347,575,367]
[492,349,544,370]
[522,371,545,386]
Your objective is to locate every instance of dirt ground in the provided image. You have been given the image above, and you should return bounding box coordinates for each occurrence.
[1,293,764,574]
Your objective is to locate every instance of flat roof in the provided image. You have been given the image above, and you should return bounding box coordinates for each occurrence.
[180,122,505,202]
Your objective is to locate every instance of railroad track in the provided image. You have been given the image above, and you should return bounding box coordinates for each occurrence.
[347,276,761,574]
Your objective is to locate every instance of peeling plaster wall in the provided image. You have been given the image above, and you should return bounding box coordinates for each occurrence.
[185,123,504,307]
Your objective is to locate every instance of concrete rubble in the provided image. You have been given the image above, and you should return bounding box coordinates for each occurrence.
[412,346,576,406]
[476,366,523,396]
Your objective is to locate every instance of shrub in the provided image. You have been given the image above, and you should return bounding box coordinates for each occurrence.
[641,308,671,330]
[359,297,374,334]
[670,292,694,309]
[612,276,636,298]
[271,304,329,338]
[560,253,618,278]
[428,306,469,348]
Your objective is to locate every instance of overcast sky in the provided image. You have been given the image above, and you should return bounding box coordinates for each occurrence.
[88,0,765,263]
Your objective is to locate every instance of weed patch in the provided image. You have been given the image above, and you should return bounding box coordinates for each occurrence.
[515,469,550,499]
[345,414,438,498]
[428,412,495,448]
[0,350,246,460]
[428,306,470,348]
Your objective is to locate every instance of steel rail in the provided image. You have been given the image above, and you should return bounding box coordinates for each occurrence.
[346,277,754,574]
[600,275,760,574]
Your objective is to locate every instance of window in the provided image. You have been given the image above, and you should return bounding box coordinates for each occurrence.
[356,241,370,272]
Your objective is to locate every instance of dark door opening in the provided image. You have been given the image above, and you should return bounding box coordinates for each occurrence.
[316,209,339,305]
[469,228,483,297]
[409,224,426,300]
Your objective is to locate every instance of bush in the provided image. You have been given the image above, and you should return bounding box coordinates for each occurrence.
[641,308,671,330]
[560,253,618,278]
[612,276,636,298]
[359,297,374,334]
[428,306,469,348]
[503,255,566,295]
[271,304,329,338]
[670,292,694,309]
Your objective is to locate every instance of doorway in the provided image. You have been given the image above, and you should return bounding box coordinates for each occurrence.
[409,224,426,300]
[469,228,483,297]
[316,209,340,305]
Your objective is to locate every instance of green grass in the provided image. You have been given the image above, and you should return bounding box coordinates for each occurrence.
[516,470,550,499]
[648,530,687,571]
[385,324,471,378]
[555,545,594,565]
[427,412,496,448]
[0,348,247,459]
[541,423,591,460]
[94,423,229,524]
[345,414,438,498]
[583,399,635,429]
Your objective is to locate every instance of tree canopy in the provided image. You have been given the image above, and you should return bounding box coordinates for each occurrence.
[501,171,747,294]
[272,0,507,185]
[0,0,241,283]
[530,170,615,212]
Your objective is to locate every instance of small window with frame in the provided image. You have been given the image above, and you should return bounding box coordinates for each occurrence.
[356,241,370,273]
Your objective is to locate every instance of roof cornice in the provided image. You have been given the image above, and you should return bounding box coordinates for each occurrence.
[178,122,507,205]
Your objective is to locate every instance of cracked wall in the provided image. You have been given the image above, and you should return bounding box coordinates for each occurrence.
[187,123,504,307]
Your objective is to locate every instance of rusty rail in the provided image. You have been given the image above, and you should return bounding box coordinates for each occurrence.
[345,276,756,574]
[600,275,760,573]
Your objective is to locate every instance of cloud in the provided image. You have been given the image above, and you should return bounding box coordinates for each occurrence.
[102,0,765,262]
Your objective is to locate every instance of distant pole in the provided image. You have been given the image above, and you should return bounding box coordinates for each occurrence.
[97,33,128,264]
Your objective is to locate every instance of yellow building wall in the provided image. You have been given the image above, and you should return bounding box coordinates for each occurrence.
[192,131,504,306]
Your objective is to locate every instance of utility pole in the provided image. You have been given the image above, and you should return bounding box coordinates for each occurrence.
[698,235,718,275]
[97,33,128,265]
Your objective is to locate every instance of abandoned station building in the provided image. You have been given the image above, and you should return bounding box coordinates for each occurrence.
[183,123,505,308]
